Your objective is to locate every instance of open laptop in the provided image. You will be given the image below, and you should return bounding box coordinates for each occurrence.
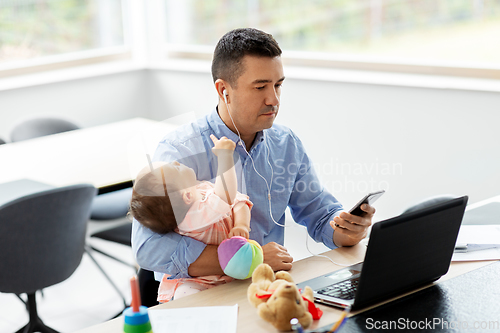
[296,196,468,311]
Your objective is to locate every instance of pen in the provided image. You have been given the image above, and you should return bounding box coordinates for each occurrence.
[454,243,500,253]
[327,307,350,333]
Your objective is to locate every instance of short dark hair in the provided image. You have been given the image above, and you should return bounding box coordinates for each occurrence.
[129,171,190,234]
[211,28,282,87]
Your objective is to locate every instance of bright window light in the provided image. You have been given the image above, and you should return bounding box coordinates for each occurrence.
[0,0,126,63]
[164,0,500,67]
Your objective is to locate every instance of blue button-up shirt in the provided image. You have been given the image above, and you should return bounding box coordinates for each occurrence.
[132,108,343,279]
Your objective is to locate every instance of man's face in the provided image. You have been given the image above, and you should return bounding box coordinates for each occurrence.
[226,55,285,139]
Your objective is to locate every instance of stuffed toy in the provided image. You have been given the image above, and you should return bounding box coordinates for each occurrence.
[247,263,323,331]
[217,236,264,279]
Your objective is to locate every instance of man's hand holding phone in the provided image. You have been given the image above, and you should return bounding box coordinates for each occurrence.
[330,190,384,247]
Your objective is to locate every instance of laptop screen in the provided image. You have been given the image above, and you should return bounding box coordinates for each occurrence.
[353,196,468,309]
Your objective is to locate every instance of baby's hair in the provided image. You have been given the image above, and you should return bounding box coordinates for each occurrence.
[129,167,191,234]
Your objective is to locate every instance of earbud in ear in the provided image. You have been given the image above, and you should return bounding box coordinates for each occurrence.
[223,89,228,104]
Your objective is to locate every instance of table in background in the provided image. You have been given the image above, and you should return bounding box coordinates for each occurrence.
[0,117,176,190]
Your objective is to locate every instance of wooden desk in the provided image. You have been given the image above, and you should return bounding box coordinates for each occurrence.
[74,245,496,333]
[0,118,176,188]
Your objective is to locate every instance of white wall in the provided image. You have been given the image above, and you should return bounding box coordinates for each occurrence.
[146,69,216,121]
[283,79,500,218]
[2,67,499,221]
[0,69,148,140]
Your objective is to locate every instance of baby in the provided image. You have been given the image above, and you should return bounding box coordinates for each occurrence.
[129,135,252,302]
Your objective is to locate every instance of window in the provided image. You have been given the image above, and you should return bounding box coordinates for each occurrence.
[2,1,499,80]
[0,0,128,75]
[164,0,500,79]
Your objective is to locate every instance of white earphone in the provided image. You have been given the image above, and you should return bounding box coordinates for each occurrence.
[223,89,228,104]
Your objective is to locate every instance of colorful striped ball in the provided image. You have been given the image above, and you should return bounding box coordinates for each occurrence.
[217,236,263,279]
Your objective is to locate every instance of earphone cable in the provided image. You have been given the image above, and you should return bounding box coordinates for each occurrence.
[304,229,352,267]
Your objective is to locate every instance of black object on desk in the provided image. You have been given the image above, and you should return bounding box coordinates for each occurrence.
[310,261,500,333]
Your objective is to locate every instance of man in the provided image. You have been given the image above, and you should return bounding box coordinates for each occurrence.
[132,28,375,281]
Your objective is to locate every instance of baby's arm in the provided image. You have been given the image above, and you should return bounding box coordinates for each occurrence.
[228,202,251,239]
[210,134,237,204]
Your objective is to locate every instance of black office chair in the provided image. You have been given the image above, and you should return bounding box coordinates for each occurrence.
[0,184,96,333]
[402,194,457,214]
[10,117,80,142]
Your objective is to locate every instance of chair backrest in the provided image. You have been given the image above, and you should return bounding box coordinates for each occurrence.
[10,117,80,142]
[0,184,96,294]
[402,194,458,214]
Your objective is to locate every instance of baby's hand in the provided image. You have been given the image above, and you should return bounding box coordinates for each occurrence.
[228,226,250,239]
[210,134,236,156]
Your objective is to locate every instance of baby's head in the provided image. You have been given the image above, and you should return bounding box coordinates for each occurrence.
[129,161,199,234]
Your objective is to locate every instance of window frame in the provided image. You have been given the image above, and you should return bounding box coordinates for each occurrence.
[0,47,131,79]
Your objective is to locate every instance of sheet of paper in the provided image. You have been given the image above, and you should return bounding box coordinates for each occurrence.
[148,304,238,333]
[452,225,500,262]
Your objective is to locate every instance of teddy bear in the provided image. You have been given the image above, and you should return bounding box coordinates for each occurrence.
[247,263,322,331]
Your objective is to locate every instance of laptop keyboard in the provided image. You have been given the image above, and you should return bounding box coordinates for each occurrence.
[317,277,359,300]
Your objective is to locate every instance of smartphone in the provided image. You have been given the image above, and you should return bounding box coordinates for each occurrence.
[348,190,385,217]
